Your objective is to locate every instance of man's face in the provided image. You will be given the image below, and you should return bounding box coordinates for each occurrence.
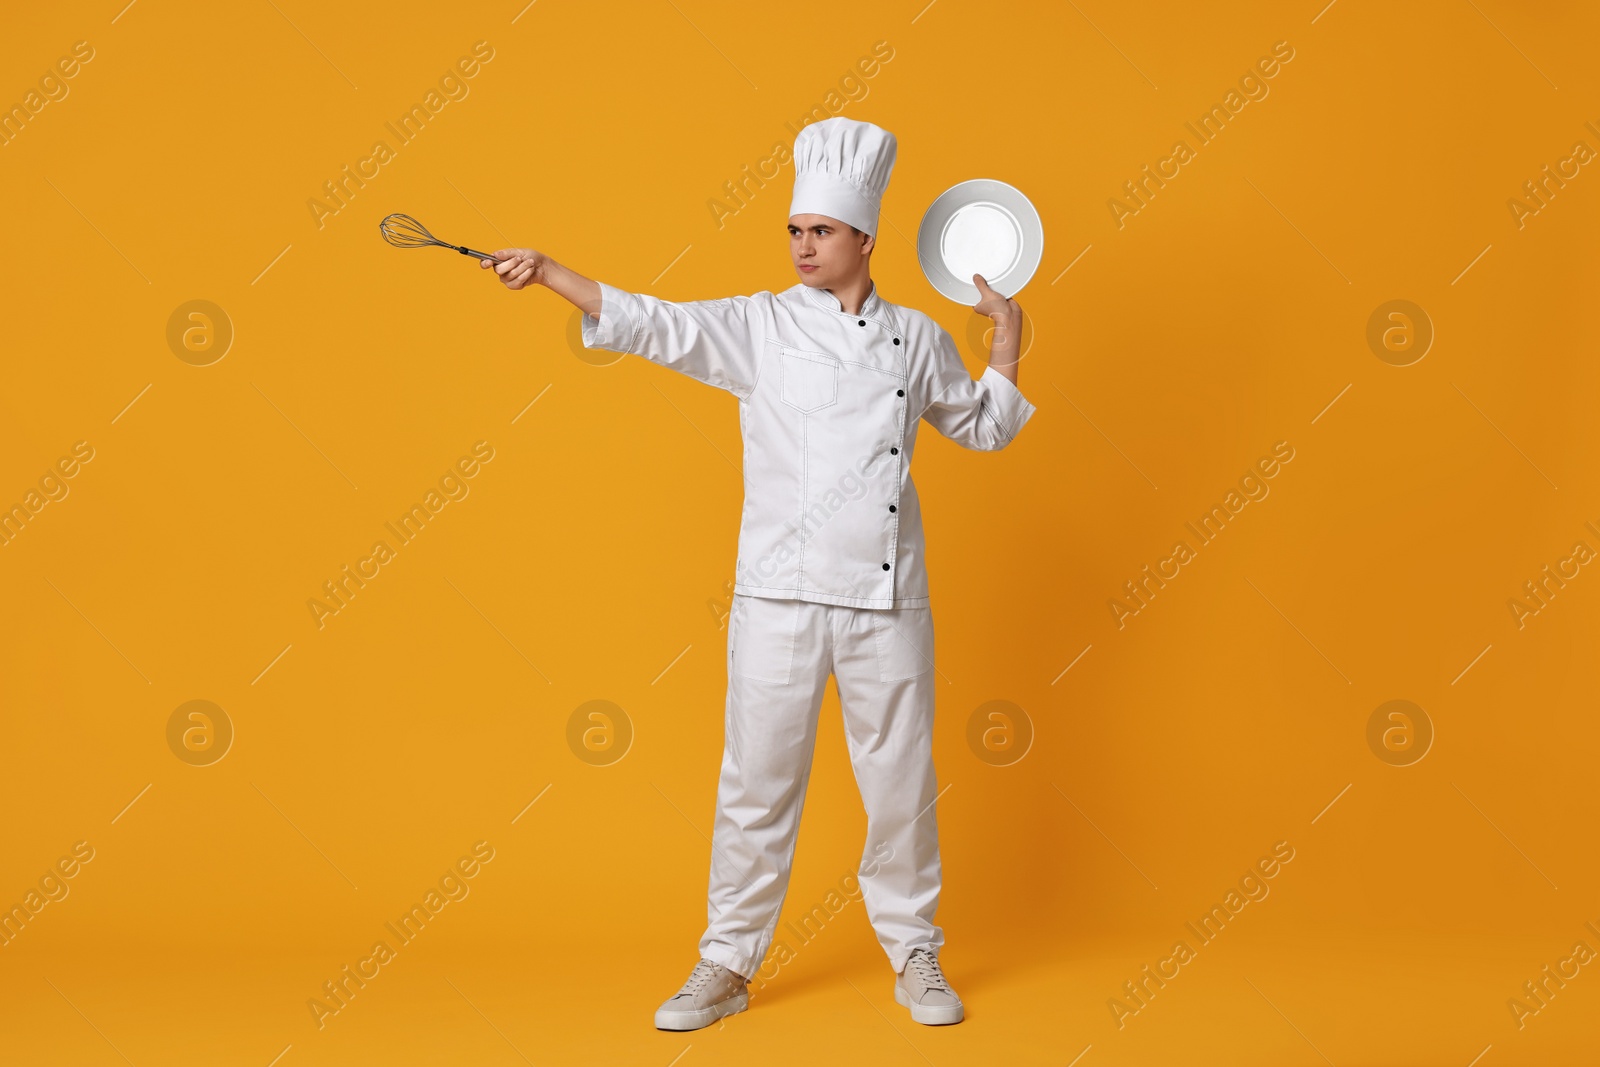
[789,214,873,288]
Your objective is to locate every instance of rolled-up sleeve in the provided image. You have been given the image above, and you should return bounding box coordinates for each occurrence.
[580,280,765,399]
[918,326,1038,451]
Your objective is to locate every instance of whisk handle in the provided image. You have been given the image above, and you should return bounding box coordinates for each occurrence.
[458,245,505,262]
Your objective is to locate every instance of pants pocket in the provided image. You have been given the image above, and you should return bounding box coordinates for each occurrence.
[872,606,934,683]
[729,596,798,684]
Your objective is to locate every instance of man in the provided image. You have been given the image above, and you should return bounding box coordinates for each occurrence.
[483,117,1036,1029]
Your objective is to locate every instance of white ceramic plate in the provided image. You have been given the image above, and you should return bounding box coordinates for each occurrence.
[916,178,1043,305]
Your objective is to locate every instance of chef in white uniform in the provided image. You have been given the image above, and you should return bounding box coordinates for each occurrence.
[484,116,1037,1030]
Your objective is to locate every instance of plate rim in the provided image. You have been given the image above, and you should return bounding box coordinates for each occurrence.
[917,178,1043,305]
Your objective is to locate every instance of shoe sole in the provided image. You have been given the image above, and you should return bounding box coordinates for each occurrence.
[654,991,749,1031]
[895,984,964,1025]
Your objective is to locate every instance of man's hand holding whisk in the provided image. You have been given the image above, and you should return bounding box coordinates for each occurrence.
[482,247,602,317]
[482,248,544,290]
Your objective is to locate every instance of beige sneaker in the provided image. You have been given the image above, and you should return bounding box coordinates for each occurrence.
[654,959,749,1031]
[894,949,964,1025]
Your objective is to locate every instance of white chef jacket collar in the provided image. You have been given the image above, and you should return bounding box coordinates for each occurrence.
[804,279,883,320]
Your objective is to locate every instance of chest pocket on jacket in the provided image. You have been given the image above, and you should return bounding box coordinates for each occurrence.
[779,347,839,413]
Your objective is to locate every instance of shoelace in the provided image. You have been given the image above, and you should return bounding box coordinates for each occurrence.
[679,959,722,996]
[906,950,951,992]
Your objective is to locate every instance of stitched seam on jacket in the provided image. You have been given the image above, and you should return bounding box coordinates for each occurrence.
[796,413,809,585]
[731,584,929,607]
[837,357,905,380]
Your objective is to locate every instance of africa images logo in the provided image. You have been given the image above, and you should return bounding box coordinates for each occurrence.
[1107,40,1296,229]
[1108,840,1296,1028]
[306,841,495,1029]
[306,441,495,629]
[1108,441,1295,629]
[306,41,496,231]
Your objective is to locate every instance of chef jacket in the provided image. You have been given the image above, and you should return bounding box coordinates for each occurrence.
[581,278,1038,609]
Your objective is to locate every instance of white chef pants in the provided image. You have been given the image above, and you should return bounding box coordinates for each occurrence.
[698,592,944,980]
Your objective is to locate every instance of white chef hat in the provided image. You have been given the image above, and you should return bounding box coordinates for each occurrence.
[789,117,897,238]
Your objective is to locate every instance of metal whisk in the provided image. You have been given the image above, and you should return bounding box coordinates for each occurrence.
[379,212,505,263]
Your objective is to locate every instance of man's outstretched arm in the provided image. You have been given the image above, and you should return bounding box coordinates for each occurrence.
[483,247,765,399]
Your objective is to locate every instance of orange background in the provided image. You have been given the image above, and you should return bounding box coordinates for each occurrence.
[2,1,1598,1064]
